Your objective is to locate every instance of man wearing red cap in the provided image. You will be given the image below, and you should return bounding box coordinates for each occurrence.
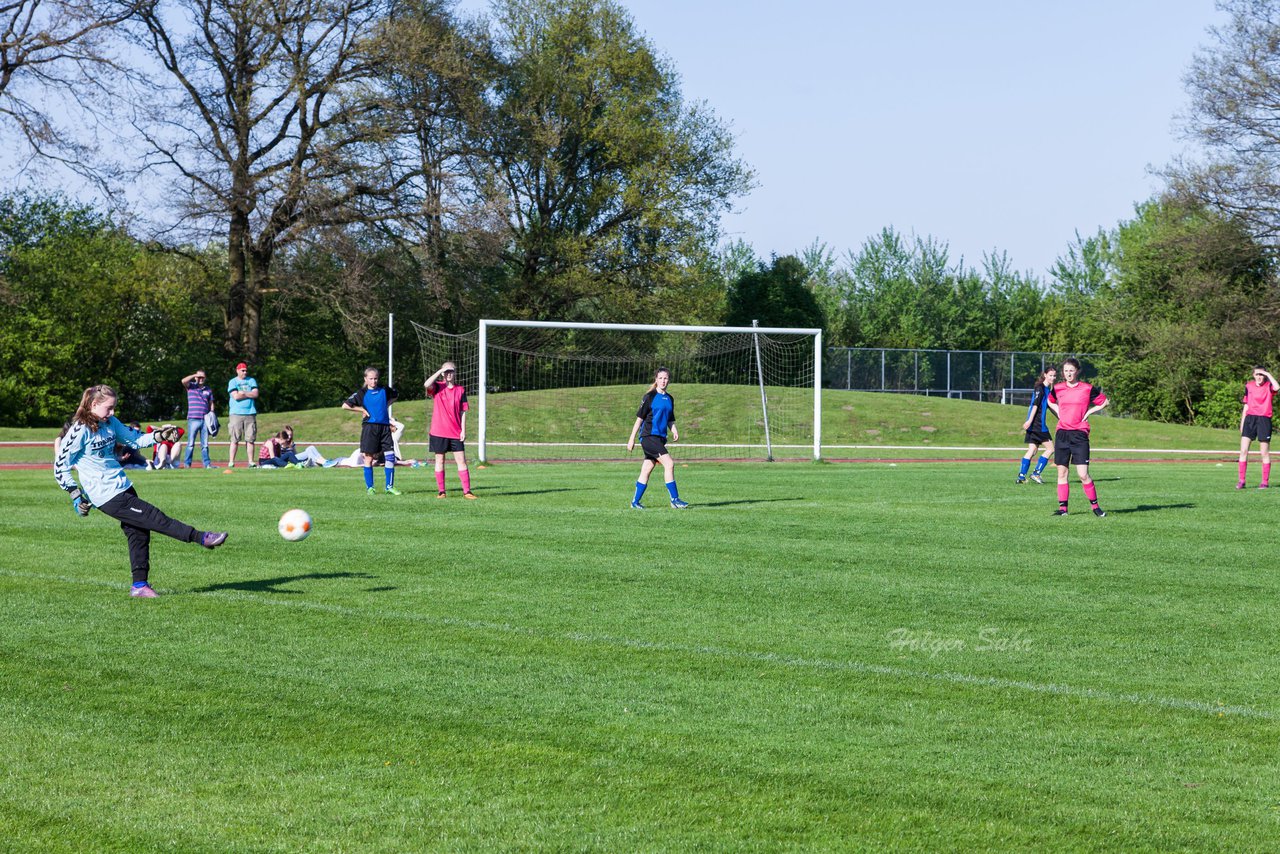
[227,362,259,467]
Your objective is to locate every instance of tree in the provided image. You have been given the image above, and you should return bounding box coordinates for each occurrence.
[725,255,824,330]
[0,0,137,161]
[1166,0,1280,244]
[473,0,752,321]
[124,0,418,359]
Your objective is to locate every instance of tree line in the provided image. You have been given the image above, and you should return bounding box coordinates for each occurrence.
[4,0,1280,428]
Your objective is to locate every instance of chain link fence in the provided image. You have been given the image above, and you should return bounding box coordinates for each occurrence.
[824,348,1102,405]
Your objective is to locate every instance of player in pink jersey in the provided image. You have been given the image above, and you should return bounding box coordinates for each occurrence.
[1046,357,1109,517]
[424,361,476,499]
[1236,367,1278,489]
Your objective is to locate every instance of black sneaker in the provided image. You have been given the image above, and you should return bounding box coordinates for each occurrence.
[1092,507,1106,518]
[1015,477,1026,484]
[1053,508,1069,516]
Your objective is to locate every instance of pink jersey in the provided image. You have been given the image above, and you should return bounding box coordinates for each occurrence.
[1049,381,1107,433]
[1242,382,1276,417]
[427,382,469,438]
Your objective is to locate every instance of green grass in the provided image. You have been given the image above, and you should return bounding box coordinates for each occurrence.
[0,387,1240,463]
[3,460,1279,850]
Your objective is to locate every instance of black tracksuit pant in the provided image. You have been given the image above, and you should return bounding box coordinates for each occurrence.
[97,487,199,583]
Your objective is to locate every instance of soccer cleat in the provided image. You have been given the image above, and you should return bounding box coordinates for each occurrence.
[1015,477,1025,484]
[1029,474,1044,484]
[200,531,228,549]
[1236,482,1247,490]
[437,492,447,499]
[463,492,477,500]
[670,498,689,509]
[130,584,159,598]
[1053,508,1069,516]
[1260,483,1270,490]
[1092,507,1107,517]
[630,501,645,510]
[385,487,402,496]
[366,487,375,496]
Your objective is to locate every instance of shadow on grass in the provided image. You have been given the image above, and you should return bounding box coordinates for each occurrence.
[192,571,388,595]
[1108,503,1197,515]
[692,497,806,508]
[479,488,577,497]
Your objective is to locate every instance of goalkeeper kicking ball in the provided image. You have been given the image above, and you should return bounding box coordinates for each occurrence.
[278,508,312,542]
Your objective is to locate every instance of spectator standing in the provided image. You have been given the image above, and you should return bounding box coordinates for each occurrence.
[181,370,215,468]
[227,362,259,468]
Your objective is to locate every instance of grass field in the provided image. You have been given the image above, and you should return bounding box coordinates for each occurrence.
[3,457,1279,850]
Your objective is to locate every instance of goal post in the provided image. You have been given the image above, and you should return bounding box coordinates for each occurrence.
[413,318,823,463]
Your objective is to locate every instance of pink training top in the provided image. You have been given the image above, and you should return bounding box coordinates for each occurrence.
[427,382,469,439]
[1242,381,1276,417]
[1049,381,1107,433]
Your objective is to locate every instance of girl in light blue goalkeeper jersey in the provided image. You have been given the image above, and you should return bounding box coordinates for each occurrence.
[54,385,229,599]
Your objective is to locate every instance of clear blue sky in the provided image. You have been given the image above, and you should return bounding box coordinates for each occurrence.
[465,0,1223,278]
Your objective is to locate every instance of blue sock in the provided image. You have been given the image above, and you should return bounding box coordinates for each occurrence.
[385,455,396,487]
[1018,457,1031,477]
[363,467,374,489]
[132,581,148,589]
[1033,456,1048,475]
[665,480,679,500]
[633,481,647,504]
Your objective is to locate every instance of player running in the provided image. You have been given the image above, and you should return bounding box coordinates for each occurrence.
[1237,367,1279,489]
[343,367,401,495]
[1047,358,1109,517]
[1017,366,1056,484]
[626,367,688,509]
[424,361,476,499]
[54,384,229,598]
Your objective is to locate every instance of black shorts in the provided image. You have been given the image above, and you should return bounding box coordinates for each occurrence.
[430,435,465,454]
[360,423,395,456]
[1054,429,1091,467]
[1242,414,1273,442]
[640,435,670,462]
[1024,430,1052,446]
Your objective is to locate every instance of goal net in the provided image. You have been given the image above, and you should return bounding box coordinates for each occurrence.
[410,319,823,462]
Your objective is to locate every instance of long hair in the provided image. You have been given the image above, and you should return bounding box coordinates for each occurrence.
[279,425,294,446]
[1034,367,1056,393]
[71,385,116,432]
[645,366,671,395]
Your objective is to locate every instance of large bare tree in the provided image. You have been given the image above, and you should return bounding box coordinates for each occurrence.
[125,0,417,357]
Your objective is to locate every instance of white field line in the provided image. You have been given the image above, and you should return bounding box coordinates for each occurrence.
[1,568,1272,722]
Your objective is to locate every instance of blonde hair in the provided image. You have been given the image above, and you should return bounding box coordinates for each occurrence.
[645,367,671,395]
[71,385,117,432]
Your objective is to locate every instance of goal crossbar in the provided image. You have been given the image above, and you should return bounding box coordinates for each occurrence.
[477,319,824,462]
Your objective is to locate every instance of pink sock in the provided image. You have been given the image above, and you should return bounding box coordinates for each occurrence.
[435,470,446,493]
[1083,481,1098,504]
[1239,461,1248,483]
[459,468,471,493]
[1057,483,1070,503]
[1263,463,1271,485]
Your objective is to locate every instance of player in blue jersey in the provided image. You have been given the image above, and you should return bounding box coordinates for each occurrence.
[342,367,401,495]
[626,367,688,509]
[1017,367,1056,484]
[54,385,229,598]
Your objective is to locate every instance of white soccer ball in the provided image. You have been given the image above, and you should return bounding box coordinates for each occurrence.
[278,508,312,542]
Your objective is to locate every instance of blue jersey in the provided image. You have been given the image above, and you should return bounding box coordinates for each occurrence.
[228,376,258,415]
[1025,385,1051,433]
[54,416,157,506]
[636,390,675,438]
[344,385,398,424]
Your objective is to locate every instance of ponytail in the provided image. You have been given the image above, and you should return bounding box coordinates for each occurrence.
[71,385,116,432]
[645,367,671,395]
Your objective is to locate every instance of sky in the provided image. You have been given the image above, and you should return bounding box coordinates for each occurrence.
[462,0,1225,278]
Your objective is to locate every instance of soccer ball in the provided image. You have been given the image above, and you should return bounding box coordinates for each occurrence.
[278,508,312,542]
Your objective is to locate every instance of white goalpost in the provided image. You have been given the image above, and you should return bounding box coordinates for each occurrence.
[411,319,823,463]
